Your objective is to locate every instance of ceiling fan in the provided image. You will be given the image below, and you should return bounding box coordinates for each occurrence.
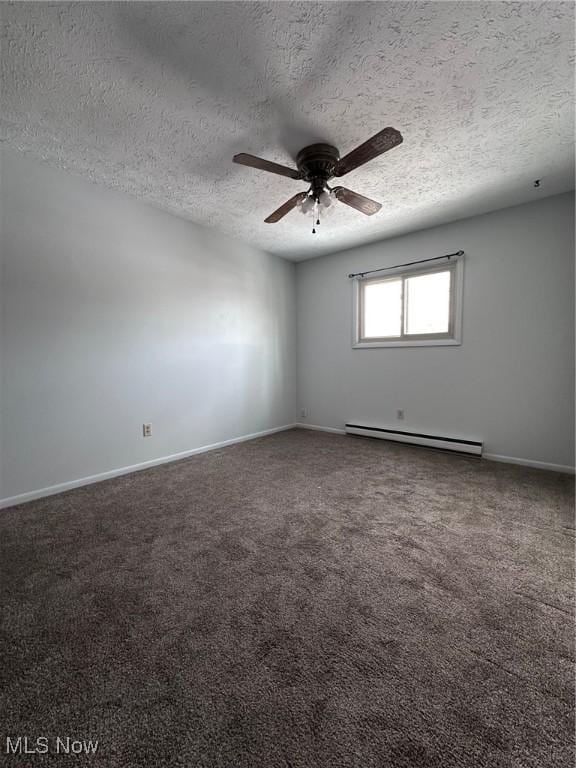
[233,127,403,232]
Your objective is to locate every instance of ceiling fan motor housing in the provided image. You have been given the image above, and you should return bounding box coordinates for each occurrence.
[296,143,340,196]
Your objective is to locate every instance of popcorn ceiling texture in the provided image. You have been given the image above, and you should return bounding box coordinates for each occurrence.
[1,1,574,260]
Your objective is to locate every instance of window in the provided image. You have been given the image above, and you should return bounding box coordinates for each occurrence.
[353,256,463,348]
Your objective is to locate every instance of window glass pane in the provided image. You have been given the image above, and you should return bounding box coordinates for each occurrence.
[363,278,402,338]
[404,270,451,335]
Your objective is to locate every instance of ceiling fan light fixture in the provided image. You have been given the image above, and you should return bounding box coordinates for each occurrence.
[233,127,403,227]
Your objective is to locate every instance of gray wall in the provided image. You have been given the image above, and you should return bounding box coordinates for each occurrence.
[296,193,575,470]
[0,151,296,501]
[1,151,573,504]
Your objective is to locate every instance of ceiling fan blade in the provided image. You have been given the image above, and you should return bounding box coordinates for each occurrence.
[333,187,382,216]
[264,192,308,223]
[233,153,301,180]
[334,127,403,177]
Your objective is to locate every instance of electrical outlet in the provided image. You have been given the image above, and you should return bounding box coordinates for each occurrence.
[143,423,152,437]
[396,409,405,420]
[300,408,308,419]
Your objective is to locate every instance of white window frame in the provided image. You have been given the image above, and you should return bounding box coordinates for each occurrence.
[352,254,464,348]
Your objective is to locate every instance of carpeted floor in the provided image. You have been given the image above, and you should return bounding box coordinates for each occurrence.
[0,428,574,767]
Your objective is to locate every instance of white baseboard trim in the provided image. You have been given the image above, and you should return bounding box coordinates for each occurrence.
[0,423,297,510]
[294,423,575,474]
[3,424,572,510]
[293,422,346,435]
[483,453,575,475]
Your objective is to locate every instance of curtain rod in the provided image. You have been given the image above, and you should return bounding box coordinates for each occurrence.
[348,250,464,279]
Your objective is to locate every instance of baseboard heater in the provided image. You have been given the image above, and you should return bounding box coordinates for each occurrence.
[345,423,483,456]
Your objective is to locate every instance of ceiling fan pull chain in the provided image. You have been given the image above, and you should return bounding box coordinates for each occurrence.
[312,198,319,233]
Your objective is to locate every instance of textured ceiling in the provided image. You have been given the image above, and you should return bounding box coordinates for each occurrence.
[1,2,574,260]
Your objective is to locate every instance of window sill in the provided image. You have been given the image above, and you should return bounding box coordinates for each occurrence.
[353,338,461,349]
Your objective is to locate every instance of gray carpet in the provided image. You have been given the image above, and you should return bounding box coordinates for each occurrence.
[0,428,574,767]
